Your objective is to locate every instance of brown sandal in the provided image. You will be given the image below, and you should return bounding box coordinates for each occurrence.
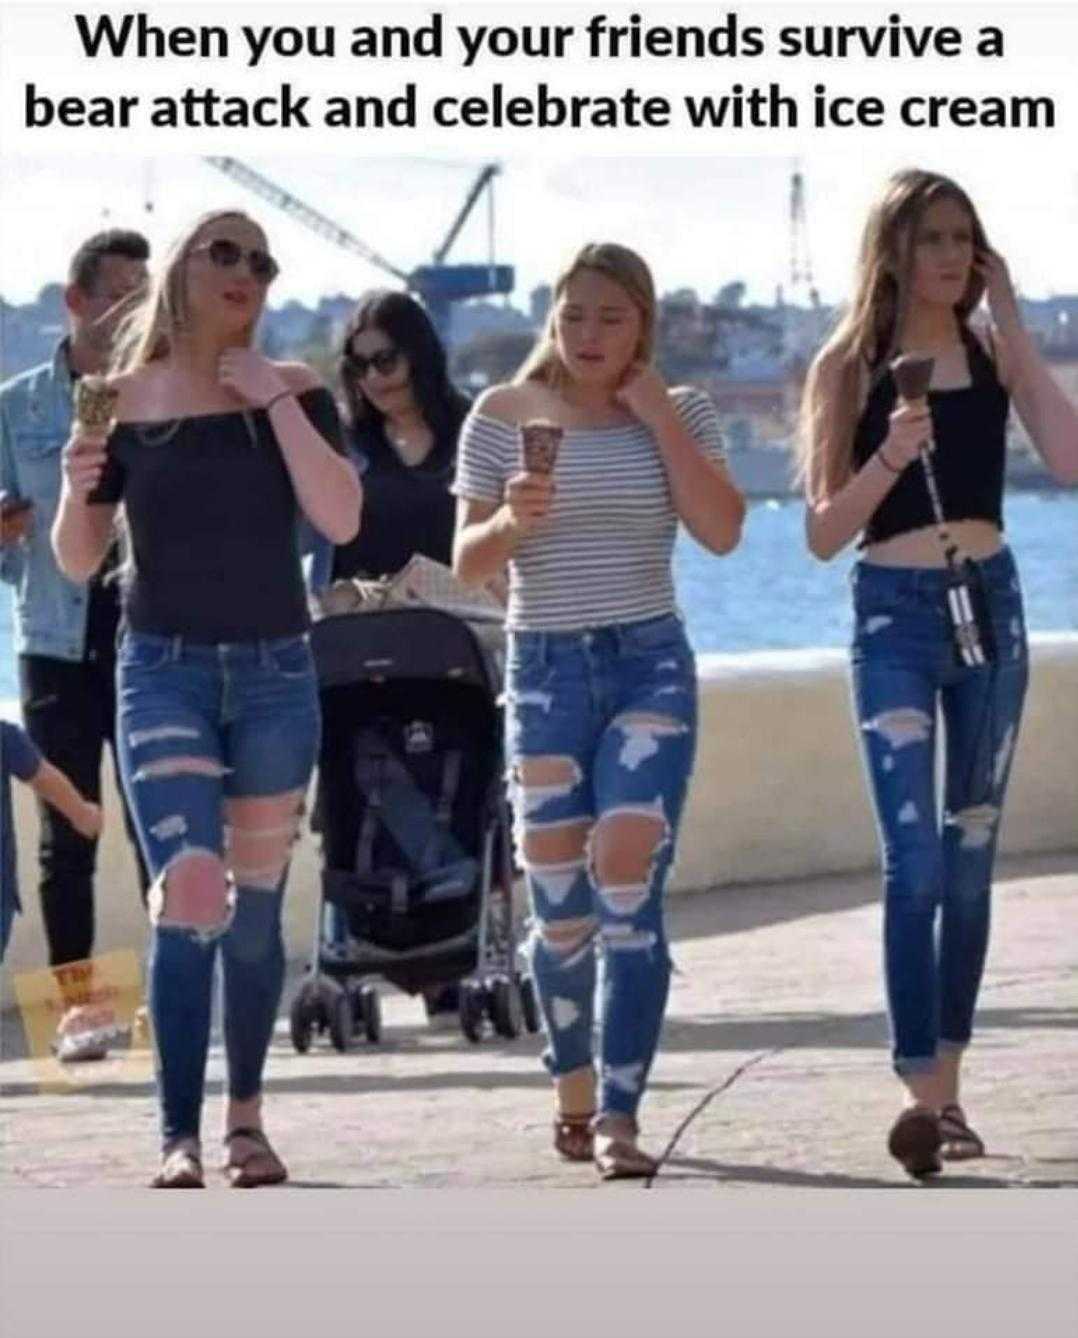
[593,1118,658,1181]
[554,1112,595,1163]
[887,1106,942,1180]
[151,1142,204,1189]
[938,1104,985,1161]
[223,1127,288,1188]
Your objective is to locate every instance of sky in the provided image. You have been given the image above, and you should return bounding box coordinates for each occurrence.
[2,151,1076,313]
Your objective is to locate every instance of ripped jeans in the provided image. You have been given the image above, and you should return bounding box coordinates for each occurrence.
[504,613,698,1120]
[116,631,319,1147]
[850,548,1029,1077]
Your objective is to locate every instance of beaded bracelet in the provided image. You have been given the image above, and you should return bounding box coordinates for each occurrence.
[876,449,902,475]
[264,389,295,412]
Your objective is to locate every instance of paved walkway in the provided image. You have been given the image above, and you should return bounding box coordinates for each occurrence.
[2,852,1075,1190]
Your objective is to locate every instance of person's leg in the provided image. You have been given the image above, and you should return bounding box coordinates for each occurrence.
[936,576,1029,1149]
[19,655,101,966]
[853,657,946,1108]
[588,622,697,1170]
[218,638,320,1184]
[98,653,151,904]
[503,634,601,1138]
[115,636,230,1178]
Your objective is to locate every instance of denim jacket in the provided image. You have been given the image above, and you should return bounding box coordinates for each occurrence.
[0,340,93,660]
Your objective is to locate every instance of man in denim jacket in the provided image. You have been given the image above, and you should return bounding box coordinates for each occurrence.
[0,230,149,981]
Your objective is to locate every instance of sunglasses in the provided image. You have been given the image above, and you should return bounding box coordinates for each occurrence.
[190,238,280,284]
[346,346,402,379]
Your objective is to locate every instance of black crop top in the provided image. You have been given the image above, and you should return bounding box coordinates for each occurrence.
[851,326,1009,546]
[88,387,344,641]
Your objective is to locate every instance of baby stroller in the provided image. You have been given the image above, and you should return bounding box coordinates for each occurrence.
[289,604,539,1051]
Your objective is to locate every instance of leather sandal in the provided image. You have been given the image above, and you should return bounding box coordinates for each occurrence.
[938,1104,985,1160]
[553,1112,595,1163]
[593,1117,658,1181]
[151,1142,204,1189]
[222,1127,288,1188]
[887,1106,942,1180]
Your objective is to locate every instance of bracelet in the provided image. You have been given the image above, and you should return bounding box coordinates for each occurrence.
[876,449,902,475]
[263,389,295,412]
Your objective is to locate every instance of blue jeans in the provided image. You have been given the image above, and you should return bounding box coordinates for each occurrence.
[850,548,1029,1076]
[116,631,320,1147]
[504,613,698,1119]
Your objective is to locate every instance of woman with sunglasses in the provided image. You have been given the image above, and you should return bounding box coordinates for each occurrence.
[52,210,360,1188]
[329,289,471,585]
[322,289,473,1023]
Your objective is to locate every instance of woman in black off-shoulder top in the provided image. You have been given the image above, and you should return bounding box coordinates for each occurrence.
[52,209,360,1190]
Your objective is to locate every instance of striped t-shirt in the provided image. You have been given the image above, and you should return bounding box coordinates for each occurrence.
[452,385,726,632]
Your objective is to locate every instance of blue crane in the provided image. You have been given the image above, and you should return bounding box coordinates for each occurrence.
[204,157,514,342]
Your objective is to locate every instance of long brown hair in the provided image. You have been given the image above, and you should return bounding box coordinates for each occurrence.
[110,209,263,374]
[514,242,656,389]
[796,170,990,503]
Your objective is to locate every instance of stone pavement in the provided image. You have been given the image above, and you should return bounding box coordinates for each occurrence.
[2,852,1075,1190]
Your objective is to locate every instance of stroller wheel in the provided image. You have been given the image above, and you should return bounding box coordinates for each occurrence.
[289,991,313,1054]
[360,986,382,1044]
[459,983,485,1044]
[490,977,523,1040]
[519,975,541,1034]
[328,990,354,1053]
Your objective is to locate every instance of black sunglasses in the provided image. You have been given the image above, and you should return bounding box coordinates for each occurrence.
[190,238,280,284]
[346,346,402,379]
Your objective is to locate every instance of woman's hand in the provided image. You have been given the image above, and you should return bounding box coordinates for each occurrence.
[72,800,103,841]
[218,349,290,408]
[614,364,673,430]
[974,247,1021,326]
[880,400,933,471]
[61,432,109,500]
[503,471,554,537]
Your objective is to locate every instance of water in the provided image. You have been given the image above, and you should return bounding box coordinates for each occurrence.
[2,493,1075,698]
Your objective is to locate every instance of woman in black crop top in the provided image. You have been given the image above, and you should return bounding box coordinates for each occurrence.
[52,209,360,1189]
[798,170,1078,1179]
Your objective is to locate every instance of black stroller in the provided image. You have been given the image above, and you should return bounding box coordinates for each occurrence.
[289,604,539,1051]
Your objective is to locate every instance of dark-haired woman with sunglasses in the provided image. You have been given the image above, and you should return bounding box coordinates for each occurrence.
[52,210,360,1189]
[322,289,471,586]
[309,289,476,1023]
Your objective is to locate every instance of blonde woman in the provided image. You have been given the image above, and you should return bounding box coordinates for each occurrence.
[799,170,1078,1178]
[453,243,745,1178]
[51,211,360,1188]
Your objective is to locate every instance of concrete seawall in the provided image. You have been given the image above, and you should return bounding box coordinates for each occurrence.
[3,633,1075,1000]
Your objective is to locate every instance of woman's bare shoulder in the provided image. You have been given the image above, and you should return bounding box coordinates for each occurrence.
[470,382,542,425]
[106,366,163,420]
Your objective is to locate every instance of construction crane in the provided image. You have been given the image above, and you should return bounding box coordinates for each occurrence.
[204,157,514,341]
[789,164,820,309]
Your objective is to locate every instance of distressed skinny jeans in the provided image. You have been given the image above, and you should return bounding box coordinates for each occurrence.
[116,632,319,1147]
[504,613,698,1119]
[850,548,1028,1076]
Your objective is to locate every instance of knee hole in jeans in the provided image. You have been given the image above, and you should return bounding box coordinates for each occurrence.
[588,802,669,918]
[149,849,233,937]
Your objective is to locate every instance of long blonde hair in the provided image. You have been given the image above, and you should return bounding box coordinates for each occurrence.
[796,170,990,502]
[110,209,264,374]
[514,242,657,389]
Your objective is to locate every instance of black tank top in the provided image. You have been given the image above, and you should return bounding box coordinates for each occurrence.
[851,326,1009,546]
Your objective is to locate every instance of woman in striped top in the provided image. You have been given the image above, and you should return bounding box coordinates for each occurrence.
[453,242,745,1178]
